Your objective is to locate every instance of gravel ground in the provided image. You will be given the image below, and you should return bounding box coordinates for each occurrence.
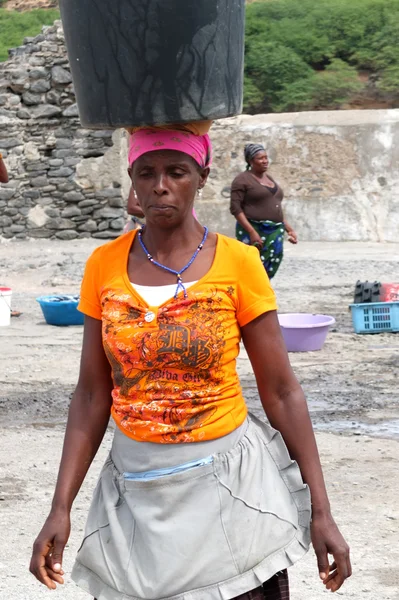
[0,237,398,600]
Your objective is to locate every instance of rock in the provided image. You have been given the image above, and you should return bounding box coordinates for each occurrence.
[37,197,53,206]
[45,135,56,148]
[48,167,74,178]
[27,205,49,227]
[98,220,109,231]
[8,72,29,93]
[17,108,31,120]
[29,57,46,67]
[22,91,43,106]
[23,190,40,200]
[41,43,58,54]
[55,230,78,240]
[62,104,79,118]
[110,217,125,230]
[90,130,114,139]
[0,189,17,201]
[76,148,104,158]
[78,232,92,239]
[55,138,73,149]
[24,142,41,161]
[27,229,52,238]
[81,207,94,215]
[19,207,31,217]
[30,79,51,94]
[31,104,63,119]
[109,197,124,208]
[46,89,61,105]
[78,219,97,232]
[25,163,46,173]
[52,149,74,159]
[30,175,48,188]
[0,138,22,149]
[51,66,72,85]
[29,67,48,80]
[92,230,120,239]
[8,198,25,208]
[4,207,18,216]
[9,224,26,234]
[57,183,75,192]
[61,205,81,218]
[93,207,124,219]
[64,191,85,202]
[0,216,12,227]
[78,199,98,208]
[46,218,75,230]
[44,208,60,218]
[48,159,64,167]
[9,96,21,106]
[64,158,80,167]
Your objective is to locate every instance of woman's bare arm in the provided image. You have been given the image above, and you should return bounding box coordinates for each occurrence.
[241,311,351,592]
[30,316,113,589]
[0,155,9,183]
[127,186,145,218]
[281,208,297,244]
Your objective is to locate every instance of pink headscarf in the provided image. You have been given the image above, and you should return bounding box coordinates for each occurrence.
[128,128,212,169]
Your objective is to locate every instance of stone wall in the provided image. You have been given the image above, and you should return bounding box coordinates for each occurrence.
[1,20,399,241]
[0,21,128,240]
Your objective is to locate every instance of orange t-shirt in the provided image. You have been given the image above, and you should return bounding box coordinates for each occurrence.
[79,231,277,444]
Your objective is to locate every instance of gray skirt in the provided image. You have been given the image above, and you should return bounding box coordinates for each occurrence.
[71,414,311,600]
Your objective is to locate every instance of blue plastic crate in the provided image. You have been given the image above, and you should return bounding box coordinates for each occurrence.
[36,295,84,326]
[350,301,399,334]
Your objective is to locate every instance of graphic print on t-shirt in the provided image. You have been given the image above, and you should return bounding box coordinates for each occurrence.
[102,287,230,443]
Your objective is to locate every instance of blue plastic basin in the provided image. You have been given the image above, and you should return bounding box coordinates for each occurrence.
[36,295,84,326]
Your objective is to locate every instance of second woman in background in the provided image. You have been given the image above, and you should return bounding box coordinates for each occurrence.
[230,144,297,279]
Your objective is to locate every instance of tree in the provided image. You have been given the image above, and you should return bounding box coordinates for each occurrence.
[244,0,399,113]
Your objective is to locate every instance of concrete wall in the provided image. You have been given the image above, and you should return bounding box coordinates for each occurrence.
[203,111,399,242]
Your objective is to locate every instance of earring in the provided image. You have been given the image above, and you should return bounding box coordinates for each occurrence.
[197,188,203,198]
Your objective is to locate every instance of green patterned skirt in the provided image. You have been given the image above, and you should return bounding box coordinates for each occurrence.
[236,220,285,279]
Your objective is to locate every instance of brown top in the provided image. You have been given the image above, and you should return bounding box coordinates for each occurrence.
[230,171,284,222]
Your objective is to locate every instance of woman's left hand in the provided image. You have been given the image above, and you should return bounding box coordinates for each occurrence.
[286,228,298,244]
[311,512,352,592]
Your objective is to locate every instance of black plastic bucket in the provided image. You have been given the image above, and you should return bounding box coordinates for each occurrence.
[59,0,245,129]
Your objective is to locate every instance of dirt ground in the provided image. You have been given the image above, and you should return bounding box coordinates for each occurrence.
[0,237,398,600]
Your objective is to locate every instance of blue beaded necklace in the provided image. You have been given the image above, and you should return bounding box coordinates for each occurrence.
[137,226,209,299]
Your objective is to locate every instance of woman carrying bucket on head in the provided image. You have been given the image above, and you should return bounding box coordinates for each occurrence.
[123,183,198,234]
[30,123,351,600]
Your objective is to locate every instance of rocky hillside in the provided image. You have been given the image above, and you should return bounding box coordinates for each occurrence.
[4,0,57,9]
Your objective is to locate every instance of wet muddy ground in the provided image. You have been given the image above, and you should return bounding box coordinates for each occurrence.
[0,238,398,599]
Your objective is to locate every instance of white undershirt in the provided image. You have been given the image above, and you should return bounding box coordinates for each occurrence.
[131,281,197,306]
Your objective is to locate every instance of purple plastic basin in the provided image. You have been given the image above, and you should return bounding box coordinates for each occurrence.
[278,313,336,352]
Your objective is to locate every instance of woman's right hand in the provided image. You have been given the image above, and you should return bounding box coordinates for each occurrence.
[249,230,264,249]
[30,508,71,589]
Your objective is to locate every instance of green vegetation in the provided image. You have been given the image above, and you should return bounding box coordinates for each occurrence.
[0,8,59,62]
[244,0,399,112]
